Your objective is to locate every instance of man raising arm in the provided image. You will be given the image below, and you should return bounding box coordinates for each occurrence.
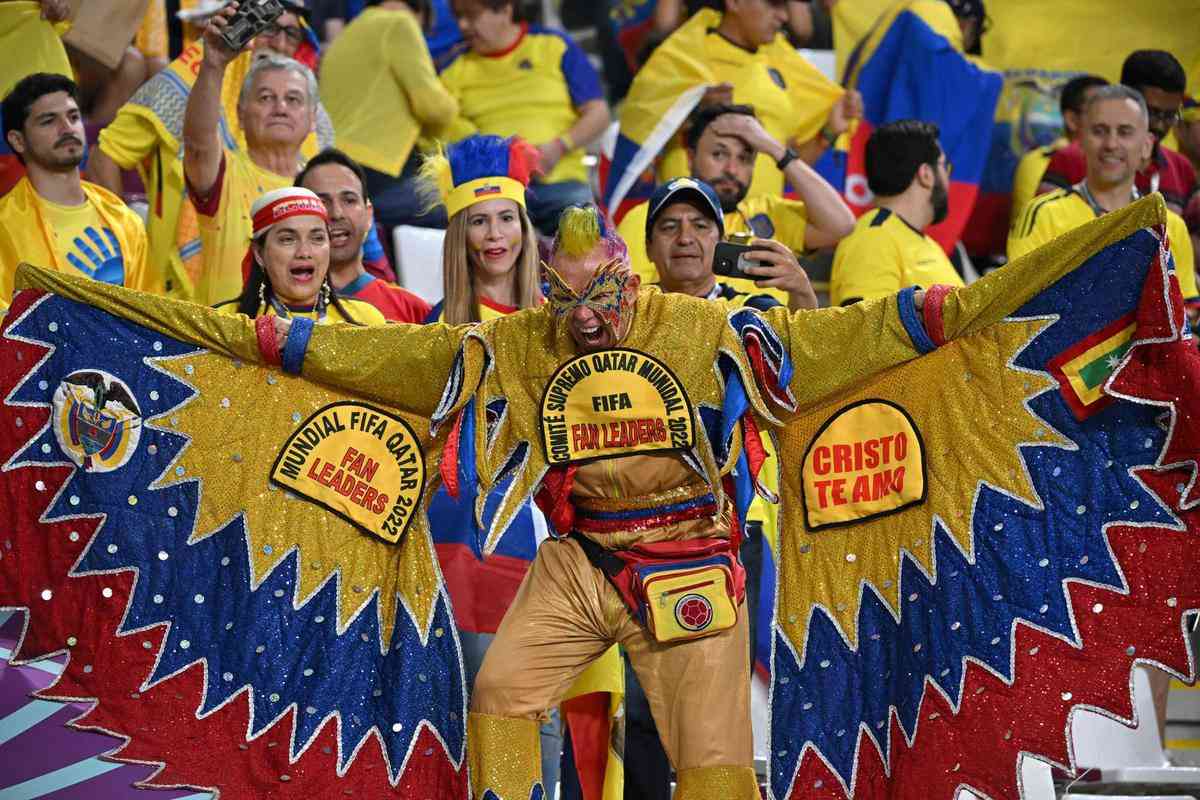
[183,3,319,305]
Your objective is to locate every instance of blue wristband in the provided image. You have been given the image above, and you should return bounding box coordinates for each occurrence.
[897,285,937,355]
[281,316,314,375]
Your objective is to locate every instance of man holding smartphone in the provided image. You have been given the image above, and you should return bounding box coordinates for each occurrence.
[644,177,818,311]
[618,104,854,305]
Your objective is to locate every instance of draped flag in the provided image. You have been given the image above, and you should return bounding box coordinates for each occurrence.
[601,7,839,222]
[429,479,545,634]
[817,0,1001,253]
[2,198,1198,799]
[769,197,1200,798]
[0,287,467,797]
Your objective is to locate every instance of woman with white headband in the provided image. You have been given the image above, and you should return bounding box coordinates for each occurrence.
[217,186,387,325]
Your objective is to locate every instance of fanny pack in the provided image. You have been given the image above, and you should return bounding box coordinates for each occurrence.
[575,536,744,643]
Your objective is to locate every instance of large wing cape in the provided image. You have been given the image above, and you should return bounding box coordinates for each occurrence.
[1,197,1196,799]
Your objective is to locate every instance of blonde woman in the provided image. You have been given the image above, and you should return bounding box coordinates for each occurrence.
[421,134,542,323]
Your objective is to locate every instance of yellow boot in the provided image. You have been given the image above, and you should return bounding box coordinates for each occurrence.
[467,711,544,800]
[674,765,760,799]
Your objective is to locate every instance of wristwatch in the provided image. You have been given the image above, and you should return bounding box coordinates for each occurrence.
[776,146,800,171]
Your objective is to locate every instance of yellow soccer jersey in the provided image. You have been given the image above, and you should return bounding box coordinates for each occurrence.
[191,151,292,306]
[217,296,388,326]
[618,194,808,306]
[1010,137,1067,225]
[40,199,133,286]
[1008,188,1197,299]
[438,25,603,184]
[829,207,963,306]
[320,6,456,176]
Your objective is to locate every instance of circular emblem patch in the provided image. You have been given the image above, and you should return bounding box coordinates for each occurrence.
[52,370,143,472]
[674,593,714,632]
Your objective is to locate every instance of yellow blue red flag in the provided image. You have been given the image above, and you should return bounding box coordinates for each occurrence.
[0,281,467,796]
[769,198,1200,797]
[815,0,1002,253]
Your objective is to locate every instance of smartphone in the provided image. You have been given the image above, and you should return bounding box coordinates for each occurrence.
[712,232,765,281]
[220,0,286,52]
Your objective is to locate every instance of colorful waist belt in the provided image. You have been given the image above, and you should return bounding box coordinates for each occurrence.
[574,485,719,534]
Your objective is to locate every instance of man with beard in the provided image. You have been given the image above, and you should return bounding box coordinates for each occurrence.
[829,119,963,307]
[0,73,152,302]
[617,104,853,304]
[1008,85,1197,303]
[295,149,431,322]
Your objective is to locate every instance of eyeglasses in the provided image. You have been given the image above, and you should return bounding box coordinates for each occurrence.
[934,158,953,178]
[261,23,305,44]
[1147,107,1181,126]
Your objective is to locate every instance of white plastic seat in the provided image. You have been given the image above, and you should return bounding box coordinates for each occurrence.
[392,225,446,306]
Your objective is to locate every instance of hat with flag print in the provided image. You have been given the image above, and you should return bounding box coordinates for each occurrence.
[420,134,540,219]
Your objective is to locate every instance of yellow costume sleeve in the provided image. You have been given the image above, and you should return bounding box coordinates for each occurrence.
[945,195,1166,339]
[16,265,262,364]
[299,322,472,418]
[764,195,1172,421]
[759,296,922,418]
[13,265,461,418]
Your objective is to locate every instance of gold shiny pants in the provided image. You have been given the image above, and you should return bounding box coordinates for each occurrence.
[468,537,758,799]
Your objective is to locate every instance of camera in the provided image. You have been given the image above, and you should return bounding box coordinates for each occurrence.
[712,232,767,281]
[219,0,287,52]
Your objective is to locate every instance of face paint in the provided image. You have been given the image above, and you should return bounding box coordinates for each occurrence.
[546,258,631,328]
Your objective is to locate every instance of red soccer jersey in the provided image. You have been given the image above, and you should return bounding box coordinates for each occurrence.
[338,272,432,323]
[1042,141,1198,218]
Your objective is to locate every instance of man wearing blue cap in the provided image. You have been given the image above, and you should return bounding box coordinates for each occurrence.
[614,176,814,797]
[645,176,818,311]
[618,104,854,306]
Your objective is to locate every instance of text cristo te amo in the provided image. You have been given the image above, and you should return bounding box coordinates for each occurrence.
[810,432,911,508]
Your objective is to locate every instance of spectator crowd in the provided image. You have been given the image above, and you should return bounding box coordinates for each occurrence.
[2,0,1197,796]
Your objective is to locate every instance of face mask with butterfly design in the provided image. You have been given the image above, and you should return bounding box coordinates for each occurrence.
[544,258,634,341]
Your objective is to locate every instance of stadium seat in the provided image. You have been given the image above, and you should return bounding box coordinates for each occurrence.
[392,225,446,305]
